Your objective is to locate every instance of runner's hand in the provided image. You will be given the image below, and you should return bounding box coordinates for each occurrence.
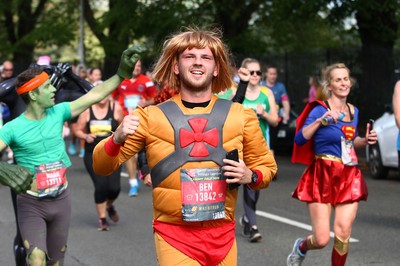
[237,67,250,82]
[365,123,377,145]
[222,159,253,184]
[112,115,140,144]
[117,45,144,79]
[0,162,33,194]
[143,174,152,187]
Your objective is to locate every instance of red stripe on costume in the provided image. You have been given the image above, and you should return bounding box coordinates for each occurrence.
[248,169,263,188]
[104,136,121,157]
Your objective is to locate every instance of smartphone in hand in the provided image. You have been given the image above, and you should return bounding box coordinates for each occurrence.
[226,149,240,190]
[226,149,239,162]
[368,119,374,132]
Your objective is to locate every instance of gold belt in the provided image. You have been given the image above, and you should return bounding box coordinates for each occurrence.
[315,154,342,163]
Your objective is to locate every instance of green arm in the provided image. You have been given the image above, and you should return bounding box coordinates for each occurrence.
[69,45,144,118]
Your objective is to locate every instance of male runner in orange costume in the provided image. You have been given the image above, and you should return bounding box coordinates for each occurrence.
[93,27,277,266]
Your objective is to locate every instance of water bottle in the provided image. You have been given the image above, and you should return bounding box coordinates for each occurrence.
[321,112,345,126]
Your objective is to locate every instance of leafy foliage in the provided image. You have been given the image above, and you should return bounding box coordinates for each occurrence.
[0,0,399,117]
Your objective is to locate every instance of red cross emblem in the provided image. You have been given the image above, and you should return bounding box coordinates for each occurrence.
[179,118,219,157]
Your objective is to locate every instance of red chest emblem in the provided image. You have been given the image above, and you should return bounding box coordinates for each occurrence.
[179,118,219,157]
[341,125,356,140]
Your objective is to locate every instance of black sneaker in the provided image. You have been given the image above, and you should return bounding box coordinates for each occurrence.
[107,205,119,223]
[239,216,251,237]
[249,228,262,242]
[98,218,110,231]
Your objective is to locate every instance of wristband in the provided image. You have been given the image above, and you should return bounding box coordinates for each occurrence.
[248,169,263,188]
[104,135,122,157]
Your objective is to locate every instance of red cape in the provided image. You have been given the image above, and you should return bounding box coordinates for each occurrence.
[291,100,327,165]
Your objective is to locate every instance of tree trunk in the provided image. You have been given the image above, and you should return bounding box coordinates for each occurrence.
[12,41,35,75]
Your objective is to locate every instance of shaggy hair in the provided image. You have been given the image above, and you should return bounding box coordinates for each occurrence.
[151,26,233,94]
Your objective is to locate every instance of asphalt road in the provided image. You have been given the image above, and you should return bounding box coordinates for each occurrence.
[1,153,400,266]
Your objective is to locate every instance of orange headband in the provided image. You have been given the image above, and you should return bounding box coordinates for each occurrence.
[16,71,49,95]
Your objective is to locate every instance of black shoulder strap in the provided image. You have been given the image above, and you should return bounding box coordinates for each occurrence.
[324,100,330,110]
[346,103,354,120]
[89,105,95,120]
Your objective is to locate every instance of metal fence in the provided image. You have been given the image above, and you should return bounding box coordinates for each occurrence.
[236,47,400,118]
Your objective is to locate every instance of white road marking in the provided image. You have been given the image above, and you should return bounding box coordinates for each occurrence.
[256,210,359,243]
[121,170,359,243]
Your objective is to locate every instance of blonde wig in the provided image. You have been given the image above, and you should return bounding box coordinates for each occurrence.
[152,26,233,94]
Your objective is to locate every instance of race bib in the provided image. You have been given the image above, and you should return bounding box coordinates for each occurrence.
[181,168,226,222]
[35,161,67,198]
[341,137,358,166]
[89,120,112,137]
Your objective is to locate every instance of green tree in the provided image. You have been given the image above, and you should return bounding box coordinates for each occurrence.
[1,0,399,122]
[80,0,269,75]
[319,0,398,119]
[0,0,77,73]
[353,0,398,118]
[253,0,399,119]
[81,0,142,77]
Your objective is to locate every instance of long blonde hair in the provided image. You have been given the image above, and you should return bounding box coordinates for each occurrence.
[151,26,233,94]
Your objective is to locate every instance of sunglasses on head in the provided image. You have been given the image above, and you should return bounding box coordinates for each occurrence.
[250,70,262,76]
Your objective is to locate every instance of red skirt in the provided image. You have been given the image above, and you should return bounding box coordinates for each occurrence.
[292,157,368,205]
[153,220,235,266]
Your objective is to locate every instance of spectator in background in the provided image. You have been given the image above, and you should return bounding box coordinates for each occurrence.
[1,60,15,82]
[262,65,291,153]
[240,58,278,243]
[303,75,326,104]
[0,60,16,126]
[304,76,318,103]
[76,64,88,79]
[87,67,103,86]
[112,59,158,197]
[0,60,15,160]
[262,65,290,123]
[73,95,125,231]
[392,80,400,177]
[68,64,88,158]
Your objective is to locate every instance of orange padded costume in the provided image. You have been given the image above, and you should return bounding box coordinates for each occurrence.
[93,94,277,264]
